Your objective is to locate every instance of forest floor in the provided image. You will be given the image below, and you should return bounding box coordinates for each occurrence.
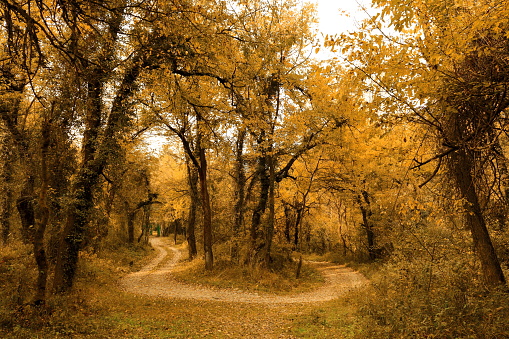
[120,237,367,304]
[1,238,370,338]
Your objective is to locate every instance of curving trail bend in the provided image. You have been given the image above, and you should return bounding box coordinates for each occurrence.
[120,237,367,304]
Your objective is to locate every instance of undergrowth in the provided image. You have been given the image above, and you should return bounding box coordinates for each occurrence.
[3,234,509,338]
[0,236,325,338]
[290,227,509,339]
[348,255,509,338]
[171,244,325,295]
[0,240,155,338]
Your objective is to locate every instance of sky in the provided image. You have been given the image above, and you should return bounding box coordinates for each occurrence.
[314,0,371,35]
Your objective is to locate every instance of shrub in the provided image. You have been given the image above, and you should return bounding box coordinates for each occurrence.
[350,237,509,338]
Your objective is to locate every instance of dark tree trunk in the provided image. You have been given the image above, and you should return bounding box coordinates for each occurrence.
[337,205,349,257]
[16,178,36,243]
[33,117,51,305]
[53,70,103,293]
[173,219,178,244]
[186,158,198,259]
[358,190,376,261]
[53,170,96,293]
[1,138,14,245]
[53,50,144,293]
[231,129,246,261]
[263,153,276,265]
[250,147,269,258]
[198,142,213,270]
[0,183,13,245]
[284,203,293,243]
[138,204,150,244]
[294,204,303,249]
[127,204,136,244]
[450,148,506,288]
[490,137,509,230]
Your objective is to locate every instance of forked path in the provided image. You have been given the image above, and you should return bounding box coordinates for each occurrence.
[120,237,367,304]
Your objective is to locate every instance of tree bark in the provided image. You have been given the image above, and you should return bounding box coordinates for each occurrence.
[250,148,269,260]
[138,204,151,244]
[173,219,178,244]
[358,190,376,261]
[231,129,246,261]
[53,68,103,293]
[450,148,506,288]
[293,203,304,249]
[33,117,51,305]
[53,168,96,293]
[0,135,14,245]
[198,139,213,270]
[186,157,198,259]
[16,183,36,243]
[263,153,276,265]
[284,202,293,243]
[53,48,144,292]
[126,204,136,244]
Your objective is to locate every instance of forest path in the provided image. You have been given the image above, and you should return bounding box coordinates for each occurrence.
[120,237,367,304]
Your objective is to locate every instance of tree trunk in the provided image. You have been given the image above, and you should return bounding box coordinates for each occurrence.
[198,144,213,270]
[17,178,36,244]
[358,190,376,261]
[0,136,14,245]
[127,204,136,244]
[284,203,293,243]
[450,148,506,288]
[33,117,51,305]
[263,153,276,265]
[0,180,13,245]
[336,203,349,257]
[53,52,143,293]
[491,137,509,230]
[231,129,246,261]
[186,157,198,259]
[53,70,103,294]
[174,219,178,244]
[139,204,150,244]
[53,170,95,293]
[294,203,303,249]
[250,151,269,261]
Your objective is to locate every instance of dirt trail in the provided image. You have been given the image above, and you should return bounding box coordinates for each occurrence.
[120,237,367,304]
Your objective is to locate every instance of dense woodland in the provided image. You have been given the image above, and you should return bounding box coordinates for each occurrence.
[1,0,509,337]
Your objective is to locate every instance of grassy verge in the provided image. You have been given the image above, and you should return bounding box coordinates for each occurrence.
[289,298,363,339]
[171,249,325,295]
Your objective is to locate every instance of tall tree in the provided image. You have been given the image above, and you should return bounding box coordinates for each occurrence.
[339,0,509,287]
[52,0,158,293]
[0,132,14,245]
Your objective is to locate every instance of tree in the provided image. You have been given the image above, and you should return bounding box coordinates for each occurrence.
[338,0,509,286]
[0,132,14,245]
[154,84,216,270]
[220,0,336,265]
[50,0,163,293]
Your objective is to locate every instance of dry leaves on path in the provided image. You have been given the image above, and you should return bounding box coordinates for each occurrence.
[120,237,367,304]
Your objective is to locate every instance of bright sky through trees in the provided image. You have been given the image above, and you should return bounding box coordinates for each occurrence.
[143,0,371,151]
[315,0,370,35]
